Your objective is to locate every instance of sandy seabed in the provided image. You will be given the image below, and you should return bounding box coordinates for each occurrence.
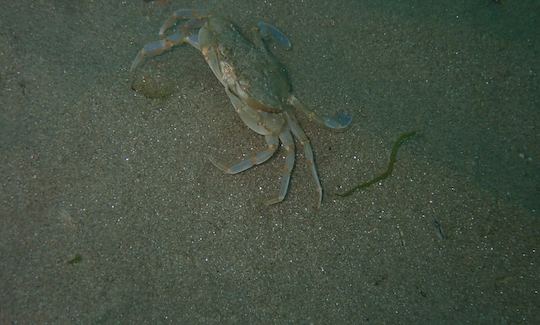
[1,0,538,323]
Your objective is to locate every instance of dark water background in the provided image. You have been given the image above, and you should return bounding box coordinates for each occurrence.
[1,0,538,323]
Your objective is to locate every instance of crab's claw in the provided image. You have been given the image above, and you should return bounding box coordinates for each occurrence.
[323,111,352,130]
[257,21,292,50]
[289,95,352,131]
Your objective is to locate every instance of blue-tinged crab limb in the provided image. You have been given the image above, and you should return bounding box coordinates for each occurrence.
[209,129,296,206]
[209,135,279,174]
[257,21,292,49]
[130,18,204,71]
[266,129,296,206]
[209,121,324,207]
[158,9,210,38]
[288,95,352,130]
[285,111,323,207]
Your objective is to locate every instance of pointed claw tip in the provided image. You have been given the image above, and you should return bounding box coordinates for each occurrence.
[323,112,352,129]
[337,112,353,128]
[265,198,282,206]
[336,112,352,129]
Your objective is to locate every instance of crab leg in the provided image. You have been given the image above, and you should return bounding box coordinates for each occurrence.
[266,129,296,205]
[209,135,279,174]
[130,19,203,71]
[159,9,210,38]
[288,95,352,130]
[286,112,323,207]
[130,32,183,71]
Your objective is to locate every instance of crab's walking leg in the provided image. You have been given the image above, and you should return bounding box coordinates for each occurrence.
[266,130,295,205]
[289,95,352,130]
[209,135,279,174]
[286,112,323,207]
[159,9,210,38]
[131,19,203,71]
[130,33,183,71]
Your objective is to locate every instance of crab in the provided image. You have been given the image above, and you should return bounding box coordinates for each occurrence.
[131,9,352,207]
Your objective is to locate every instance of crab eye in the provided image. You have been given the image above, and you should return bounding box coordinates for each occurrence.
[239,79,249,89]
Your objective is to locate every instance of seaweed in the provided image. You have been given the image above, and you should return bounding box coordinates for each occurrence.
[67,254,82,265]
[337,131,417,197]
